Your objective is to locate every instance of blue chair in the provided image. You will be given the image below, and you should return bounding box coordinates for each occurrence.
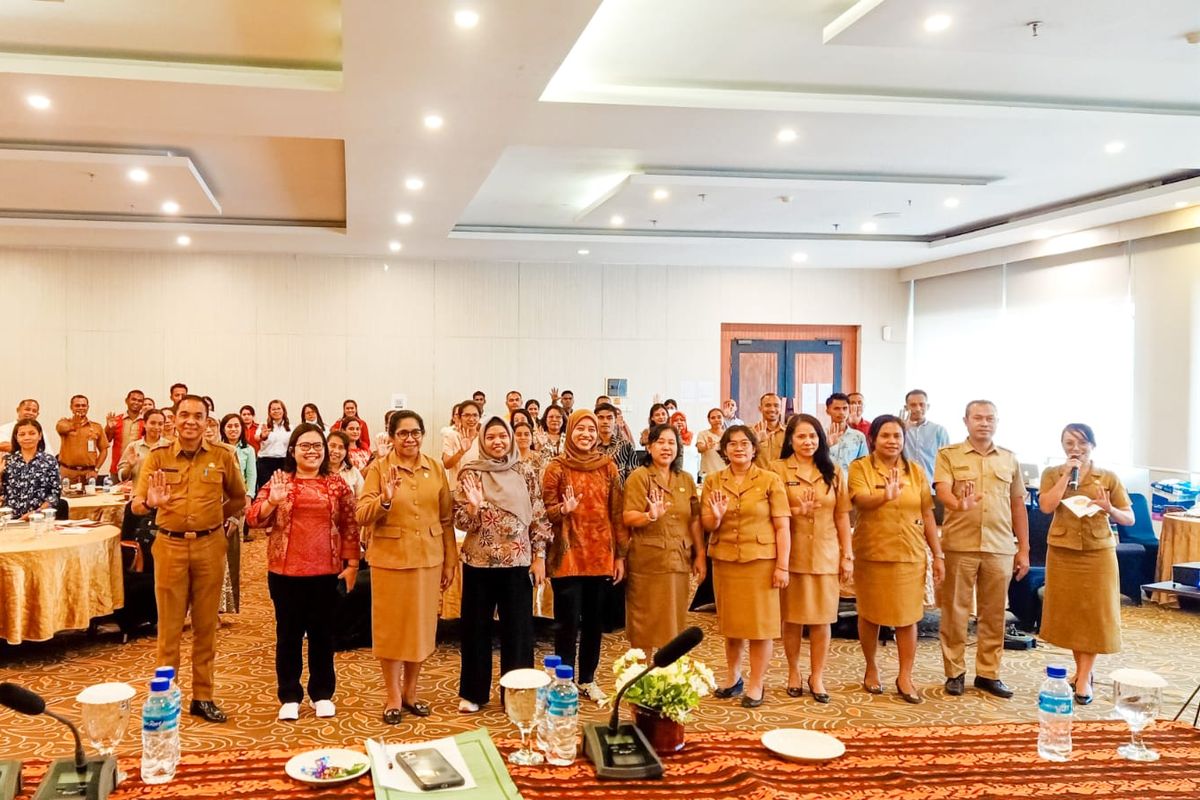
[1116,494,1160,596]
[1008,504,1052,632]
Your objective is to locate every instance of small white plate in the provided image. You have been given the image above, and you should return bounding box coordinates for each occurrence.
[285,748,371,784]
[762,728,846,762]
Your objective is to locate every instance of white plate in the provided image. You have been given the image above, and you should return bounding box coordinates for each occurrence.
[285,748,371,784]
[762,728,846,762]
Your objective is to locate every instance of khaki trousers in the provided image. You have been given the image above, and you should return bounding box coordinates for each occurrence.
[152,531,228,701]
[938,551,1014,680]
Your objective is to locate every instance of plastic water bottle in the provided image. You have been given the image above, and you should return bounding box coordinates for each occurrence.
[545,665,579,766]
[154,666,183,720]
[86,476,97,495]
[1037,665,1073,761]
[536,655,562,754]
[140,677,180,784]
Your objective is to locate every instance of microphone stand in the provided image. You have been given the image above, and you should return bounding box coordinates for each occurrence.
[42,710,87,772]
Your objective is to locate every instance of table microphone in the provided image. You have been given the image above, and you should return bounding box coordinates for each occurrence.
[0,683,87,772]
[607,626,703,734]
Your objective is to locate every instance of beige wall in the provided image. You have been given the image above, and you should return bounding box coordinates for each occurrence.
[0,248,910,445]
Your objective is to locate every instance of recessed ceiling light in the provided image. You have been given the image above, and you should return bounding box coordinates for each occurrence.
[161,200,180,214]
[454,9,480,28]
[383,263,390,272]
[388,240,403,253]
[127,168,149,184]
[861,221,878,232]
[577,249,590,255]
[776,128,798,143]
[395,211,414,225]
[652,188,670,201]
[1104,140,1126,154]
[791,252,808,264]
[924,14,952,33]
[405,176,425,191]
[1175,201,1191,209]
[423,114,444,130]
[610,215,625,226]
[943,197,960,208]
[175,235,191,247]
[26,94,51,110]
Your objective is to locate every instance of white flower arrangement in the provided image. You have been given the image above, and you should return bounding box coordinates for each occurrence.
[606,648,717,724]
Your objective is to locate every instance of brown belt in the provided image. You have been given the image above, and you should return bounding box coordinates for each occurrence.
[157,527,220,540]
[59,464,96,470]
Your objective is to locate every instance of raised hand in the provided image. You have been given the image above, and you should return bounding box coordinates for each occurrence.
[458,429,476,455]
[827,422,845,445]
[883,468,901,501]
[1095,486,1113,513]
[461,473,485,513]
[267,470,288,505]
[146,470,171,509]
[646,486,667,521]
[708,489,729,521]
[106,412,120,428]
[795,487,816,517]
[561,483,580,515]
[381,465,403,504]
[958,480,980,511]
[550,387,560,403]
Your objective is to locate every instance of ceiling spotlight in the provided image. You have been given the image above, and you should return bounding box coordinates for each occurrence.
[924,14,952,33]
[610,215,625,226]
[26,94,51,110]
[943,197,960,208]
[405,176,425,191]
[791,252,808,264]
[577,249,590,255]
[776,128,798,143]
[652,188,670,201]
[127,167,149,183]
[388,240,402,253]
[423,114,444,130]
[861,221,878,232]
[175,235,191,247]
[395,211,414,225]
[1104,140,1126,154]
[454,9,480,28]
[161,200,180,214]
[1175,201,1191,209]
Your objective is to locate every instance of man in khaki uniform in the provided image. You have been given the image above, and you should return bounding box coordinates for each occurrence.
[133,395,246,722]
[934,400,1029,699]
[56,394,108,482]
[752,392,785,467]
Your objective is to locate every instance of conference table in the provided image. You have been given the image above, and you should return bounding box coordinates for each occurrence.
[1154,513,1200,606]
[65,491,128,526]
[15,721,1200,799]
[0,523,123,644]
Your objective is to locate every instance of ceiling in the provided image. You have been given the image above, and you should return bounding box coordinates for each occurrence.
[0,0,1197,270]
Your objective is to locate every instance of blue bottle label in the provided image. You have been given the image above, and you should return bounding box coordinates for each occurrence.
[1038,692,1072,715]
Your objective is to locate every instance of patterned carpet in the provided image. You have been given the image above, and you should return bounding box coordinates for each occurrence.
[3,537,1199,760]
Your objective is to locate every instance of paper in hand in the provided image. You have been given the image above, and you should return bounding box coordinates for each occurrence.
[1061,494,1103,518]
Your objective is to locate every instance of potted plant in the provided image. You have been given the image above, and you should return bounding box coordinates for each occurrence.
[606,648,717,754]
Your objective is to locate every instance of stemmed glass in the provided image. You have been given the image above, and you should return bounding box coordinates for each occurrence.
[1110,668,1166,762]
[500,668,551,766]
[77,683,136,782]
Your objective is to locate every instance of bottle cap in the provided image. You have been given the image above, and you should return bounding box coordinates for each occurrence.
[154,666,176,680]
[150,677,170,693]
[555,665,575,680]
[1046,665,1068,679]
[543,655,562,669]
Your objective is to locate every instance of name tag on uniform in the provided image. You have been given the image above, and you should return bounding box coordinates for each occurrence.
[786,480,801,486]
[87,439,96,453]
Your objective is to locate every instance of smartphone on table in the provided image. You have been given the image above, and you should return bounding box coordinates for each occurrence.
[395,748,466,791]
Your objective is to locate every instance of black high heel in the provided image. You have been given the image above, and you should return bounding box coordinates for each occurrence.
[807,677,831,704]
[895,679,922,704]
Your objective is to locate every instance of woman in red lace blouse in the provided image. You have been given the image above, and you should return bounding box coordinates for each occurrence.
[247,423,360,722]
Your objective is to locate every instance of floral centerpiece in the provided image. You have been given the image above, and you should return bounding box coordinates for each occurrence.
[607,648,717,754]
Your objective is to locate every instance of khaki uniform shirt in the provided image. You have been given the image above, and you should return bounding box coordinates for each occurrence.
[934,441,1025,555]
[621,466,699,573]
[753,427,785,468]
[848,455,933,563]
[117,437,168,482]
[701,465,790,563]
[357,451,456,570]
[769,458,851,574]
[134,438,247,532]
[56,418,107,469]
[1040,465,1130,551]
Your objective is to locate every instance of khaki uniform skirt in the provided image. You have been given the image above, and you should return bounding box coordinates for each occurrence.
[781,573,839,625]
[713,558,780,640]
[1040,545,1122,654]
[372,564,441,662]
[626,570,689,650]
[854,559,925,627]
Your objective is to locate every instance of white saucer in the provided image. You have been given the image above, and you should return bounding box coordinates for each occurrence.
[762,728,846,762]
[285,748,371,784]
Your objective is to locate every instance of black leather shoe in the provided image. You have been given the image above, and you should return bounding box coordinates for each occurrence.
[189,700,227,723]
[806,678,830,704]
[382,707,403,725]
[974,676,1014,699]
[741,689,765,708]
[945,674,965,696]
[713,677,744,699]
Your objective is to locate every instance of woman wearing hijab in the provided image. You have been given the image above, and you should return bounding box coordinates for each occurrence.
[453,418,554,713]
[542,409,627,703]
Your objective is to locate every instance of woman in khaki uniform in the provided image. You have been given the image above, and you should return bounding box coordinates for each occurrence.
[621,424,706,653]
[357,410,458,724]
[849,415,944,704]
[700,425,791,708]
[1037,423,1133,705]
[770,414,852,704]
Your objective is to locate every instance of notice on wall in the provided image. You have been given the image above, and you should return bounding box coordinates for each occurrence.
[390,393,408,410]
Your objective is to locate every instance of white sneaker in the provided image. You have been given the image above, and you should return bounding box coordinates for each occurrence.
[578,682,606,703]
[278,702,300,721]
[312,699,336,718]
[457,699,480,714]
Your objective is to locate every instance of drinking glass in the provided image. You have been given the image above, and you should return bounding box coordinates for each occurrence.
[500,668,551,766]
[77,683,135,783]
[0,507,11,533]
[28,511,45,537]
[1110,669,1166,762]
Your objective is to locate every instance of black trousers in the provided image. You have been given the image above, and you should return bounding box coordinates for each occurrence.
[268,572,339,704]
[458,565,534,706]
[551,575,608,684]
[256,456,286,493]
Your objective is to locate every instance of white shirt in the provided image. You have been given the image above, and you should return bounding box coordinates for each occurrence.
[257,424,291,458]
[440,428,480,490]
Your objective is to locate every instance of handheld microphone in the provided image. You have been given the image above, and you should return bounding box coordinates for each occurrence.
[607,626,703,733]
[0,683,87,772]
[1068,464,1080,490]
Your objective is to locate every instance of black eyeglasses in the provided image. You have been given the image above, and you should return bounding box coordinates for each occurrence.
[395,430,423,440]
[294,442,325,453]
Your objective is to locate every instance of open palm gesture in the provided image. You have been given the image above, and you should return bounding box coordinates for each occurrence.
[646,486,667,521]
[461,473,485,513]
[708,489,729,522]
[381,465,404,504]
[794,487,816,517]
[958,480,981,511]
[561,483,580,515]
[267,471,289,505]
[883,468,901,501]
[146,471,171,509]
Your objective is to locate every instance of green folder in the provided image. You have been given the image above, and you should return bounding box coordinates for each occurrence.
[370,728,524,800]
